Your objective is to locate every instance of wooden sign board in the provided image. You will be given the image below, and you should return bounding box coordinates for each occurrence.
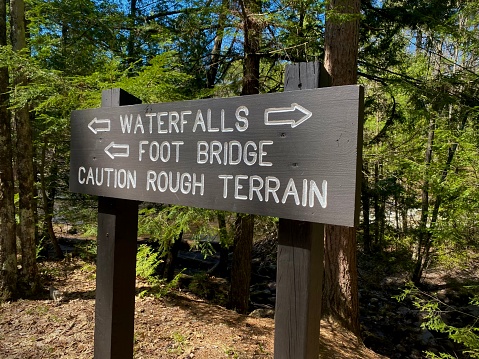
[70,85,363,227]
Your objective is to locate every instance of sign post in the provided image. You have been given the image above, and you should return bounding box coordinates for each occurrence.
[93,89,141,359]
[69,71,363,358]
[274,62,328,359]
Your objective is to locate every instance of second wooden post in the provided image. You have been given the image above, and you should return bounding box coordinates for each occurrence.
[274,62,327,359]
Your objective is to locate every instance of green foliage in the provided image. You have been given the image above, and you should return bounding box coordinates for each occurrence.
[187,272,226,305]
[138,206,230,259]
[74,240,97,263]
[138,271,184,299]
[168,331,187,355]
[397,283,479,358]
[113,52,196,103]
[36,238,45,260]
[136,244,162,281]
[359,0,479,282]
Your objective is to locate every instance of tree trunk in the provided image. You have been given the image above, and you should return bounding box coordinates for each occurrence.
[322,0,361,336]
[228,0,262,314]
[240,0,261,96]
[413,116,435,283]
[373,162,380,248]
[413,114,466,283]
[361,169,371,253]
[229,213,254,314]
[323,225,360,332]
[324,0,360,86]
[208,212,229,277]
[0,0,17,302]
[126,0,138,67]
[206,0,229,89]
[10,0,39,294]
[40,140,63,259]
[163,230,183,282]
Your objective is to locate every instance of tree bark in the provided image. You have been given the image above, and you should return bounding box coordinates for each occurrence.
[11,0,39,294]
[324,0,360,86]
[0,0,17,302]
[412,116,435,283]
[361,168,371,253]
[229,213,254,314]
[40,140,63,259]
[208,212,229,277]
[322,0,361,336]
[228,0,262,314]
[163,230,183,282]
[413,114,466,283]
[373,162,380,248]
[206,0,229,89]
[126,0,138,67]
[240,0,261,96]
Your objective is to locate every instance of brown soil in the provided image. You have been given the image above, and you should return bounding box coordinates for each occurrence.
[0,258,386,359]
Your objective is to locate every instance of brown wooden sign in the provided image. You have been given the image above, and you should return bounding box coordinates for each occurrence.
[70,85,363,227]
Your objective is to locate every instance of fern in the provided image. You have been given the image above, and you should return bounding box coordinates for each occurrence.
[136,244,162,281]
[398,283,479,358]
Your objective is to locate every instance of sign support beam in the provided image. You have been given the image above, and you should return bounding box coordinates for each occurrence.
[93,89,141,359]
[274,62,327,359]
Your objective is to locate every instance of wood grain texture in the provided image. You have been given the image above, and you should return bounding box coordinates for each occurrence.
[94,89,140,359]
[274,62,326,359]
[274,219,324,359]
[70,86,362,226]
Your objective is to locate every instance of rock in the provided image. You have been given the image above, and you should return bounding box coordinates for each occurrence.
[249,309,275,319]
[464,304,479,318]
[436,289,449,301]
[411,349,422,359]
[49,286,64,302]
[267,282,276,291]
[418,329,436,346]
[397,306,411,316]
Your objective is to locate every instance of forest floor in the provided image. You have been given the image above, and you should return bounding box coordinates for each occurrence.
[1,234,478,358]
[0,255,384,359]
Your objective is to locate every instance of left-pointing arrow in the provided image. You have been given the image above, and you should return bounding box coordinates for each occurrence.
[104,142,129,159]
[88,118,111,134]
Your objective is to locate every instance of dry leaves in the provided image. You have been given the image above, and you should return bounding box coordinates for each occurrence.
[0,259,385,358]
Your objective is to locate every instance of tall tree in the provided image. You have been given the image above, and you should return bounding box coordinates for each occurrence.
[228,0,262,314]
[0,0,17,302]
[10,0,38,294]
[322,0,361,336]
[359,0,479,281]
[206,0,230,89]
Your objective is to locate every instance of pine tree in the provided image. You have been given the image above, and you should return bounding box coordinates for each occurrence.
[10,0,39,294]
[0,0,17,302]
[322,0,361,336]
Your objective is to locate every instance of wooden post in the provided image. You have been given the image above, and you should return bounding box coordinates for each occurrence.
[274,62,327,359]
[94,89,141,359]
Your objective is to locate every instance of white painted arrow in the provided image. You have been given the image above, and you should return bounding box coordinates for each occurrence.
[104,142,129,159]
[88,118,111,134]
[264,103,312,128]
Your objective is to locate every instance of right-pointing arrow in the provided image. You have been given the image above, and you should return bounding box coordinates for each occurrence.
[88,118,111,134]
[264,103,312,128]
[104,142,129,159]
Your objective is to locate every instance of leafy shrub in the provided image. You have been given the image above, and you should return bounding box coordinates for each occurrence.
[136,244,162,281]
[138,271,183,299]
[397,283,479,358]
[74,240,97,262]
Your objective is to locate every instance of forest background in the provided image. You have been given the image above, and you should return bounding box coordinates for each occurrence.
[0,0,479,358]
